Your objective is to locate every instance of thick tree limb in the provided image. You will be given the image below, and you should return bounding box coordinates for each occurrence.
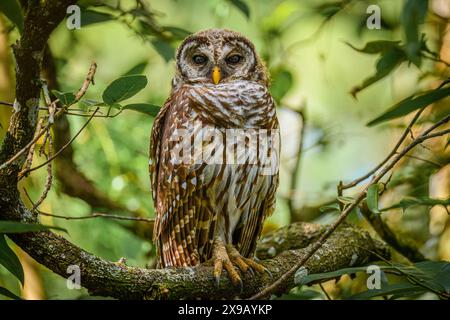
[1,201,388,299]
[0,0,76,183]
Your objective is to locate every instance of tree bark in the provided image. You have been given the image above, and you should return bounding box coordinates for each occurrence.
[2,201,388,299]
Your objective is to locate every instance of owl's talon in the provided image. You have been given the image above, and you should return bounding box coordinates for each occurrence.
[264,267,273,278]
[214,275,221,289]
[212,238,243,291]
[237,278,243,294]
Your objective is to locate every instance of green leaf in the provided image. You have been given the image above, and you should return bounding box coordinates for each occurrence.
[351,48,405,97]
[0,221,67,233]
[151,40,175,62]
[0,287,22,300]
[102,75,148,105]
[346,40,401,54]
[122,62,148,76]
[270,69,293,103]
[402,0,428,45]
[228,0,250,18]
[0,234,24,285]
[367,85,450,126]
[382,197,450,213]
[52,90,76,106]
[296,266,372,286]
[319,203,341,213]
[401,0,428,67]
[337,196,355,205]
[367,184,380,214]
[0,0,23,34]
[122,103,161,117]
[349,282,427,300]
[415,261,450,294]
[81,9,115,27]
[315,1,342,19]
[162,26,192,40]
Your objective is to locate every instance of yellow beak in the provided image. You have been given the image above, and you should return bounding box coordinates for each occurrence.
[212,66,221,85]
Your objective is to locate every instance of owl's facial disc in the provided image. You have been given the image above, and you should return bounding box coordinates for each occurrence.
[177,37,257,85]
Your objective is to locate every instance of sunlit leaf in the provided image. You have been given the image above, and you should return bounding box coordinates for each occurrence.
[228,0,250,18]
[367,184,380,214]
[102,75,148,105]
[367,85,450,126]
[0,234,24,285]
[0,0,23,33]
[0,287,22,300]
[122,103,160,117]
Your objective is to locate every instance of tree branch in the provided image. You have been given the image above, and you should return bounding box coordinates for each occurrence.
[1,201,388,299]
[360,203,425,262]
[250,115,450,299]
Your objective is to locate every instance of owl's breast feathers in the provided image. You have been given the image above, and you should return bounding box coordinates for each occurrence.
[150,80,279,267]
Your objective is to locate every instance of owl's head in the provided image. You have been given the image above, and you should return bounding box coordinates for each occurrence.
[173,29,268,88]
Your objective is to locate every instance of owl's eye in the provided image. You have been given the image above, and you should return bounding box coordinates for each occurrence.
[192,54,208,65]
[226,54,242,64]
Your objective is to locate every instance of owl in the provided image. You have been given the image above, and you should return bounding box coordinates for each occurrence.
[149,29,279,289]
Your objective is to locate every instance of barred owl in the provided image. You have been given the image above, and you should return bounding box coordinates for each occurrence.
[149,29,279,288]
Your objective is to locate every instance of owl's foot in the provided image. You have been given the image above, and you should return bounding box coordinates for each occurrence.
[212,238,243,291]
[212,238,270,292]
[225,244,271,277]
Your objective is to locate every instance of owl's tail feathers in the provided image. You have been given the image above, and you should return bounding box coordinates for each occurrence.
[155,232,200,268]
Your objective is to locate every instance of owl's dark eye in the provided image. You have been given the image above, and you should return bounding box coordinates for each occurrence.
[226,54,242,64]
[192,54,208,65]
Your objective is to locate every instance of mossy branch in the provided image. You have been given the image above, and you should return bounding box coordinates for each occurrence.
[2,202,388,299]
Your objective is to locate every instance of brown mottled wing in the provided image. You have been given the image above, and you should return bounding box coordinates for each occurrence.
[233,113,280,258]
[149,87,216,267]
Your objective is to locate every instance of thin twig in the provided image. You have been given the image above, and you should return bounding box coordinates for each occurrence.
[23,188,154,223]
[32,133,53,212]
[18,118,44,178]
[400,153,442,168]
[0,61,97,170]
[319,283,332,300]
[250,116,450,300]
[38,211,154,223]
[20,107,100,177]
[0,101,14,106]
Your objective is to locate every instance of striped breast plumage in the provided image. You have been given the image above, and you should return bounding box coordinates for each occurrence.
[150,80,279,268]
